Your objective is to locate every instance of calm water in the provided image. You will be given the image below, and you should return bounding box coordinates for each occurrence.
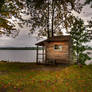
[0,50,36,62]
[0,50,92,64]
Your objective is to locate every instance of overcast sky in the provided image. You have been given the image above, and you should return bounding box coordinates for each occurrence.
[0,1,92,47]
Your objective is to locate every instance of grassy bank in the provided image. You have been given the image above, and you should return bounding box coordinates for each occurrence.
[0,62,92,92]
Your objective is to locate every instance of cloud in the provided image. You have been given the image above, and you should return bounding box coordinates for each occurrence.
[0,30,37,47]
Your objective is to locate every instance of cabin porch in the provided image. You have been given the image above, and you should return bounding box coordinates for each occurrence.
[36,45,46,64]
[36,45,57,64]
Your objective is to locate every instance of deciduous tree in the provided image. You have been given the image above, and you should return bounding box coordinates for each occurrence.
[70,18,91,64]
[25,0,82,37]
[0,0,24,37]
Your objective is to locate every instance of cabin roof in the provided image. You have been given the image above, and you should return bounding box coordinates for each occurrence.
[35,35,71,46]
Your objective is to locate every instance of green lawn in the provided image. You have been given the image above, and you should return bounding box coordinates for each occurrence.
[0,62,92,92]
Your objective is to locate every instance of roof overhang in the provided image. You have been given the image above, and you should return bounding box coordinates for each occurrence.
[35,35,71,46]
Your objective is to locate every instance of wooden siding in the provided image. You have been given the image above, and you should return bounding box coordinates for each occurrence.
[45,41,70,63]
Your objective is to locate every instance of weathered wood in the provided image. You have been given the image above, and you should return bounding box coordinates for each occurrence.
[38,53,45,55]
[46,42,70,63]
[42,46,44,63]
[45,46,47,64]
[35,36,72,64]
[36,46,38,64]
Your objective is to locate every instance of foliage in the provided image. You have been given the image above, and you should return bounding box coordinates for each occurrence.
[79,53,91,65]
[0,0,24,37]
[70,18,91,64]
[88,21,92,28]
[0,0,91,37]
[25,0,83,37]
[87,46,92,50]
[85,0,92,8]
[84,0,92,30]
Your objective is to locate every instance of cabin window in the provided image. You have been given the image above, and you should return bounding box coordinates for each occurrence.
[54,45,62,51]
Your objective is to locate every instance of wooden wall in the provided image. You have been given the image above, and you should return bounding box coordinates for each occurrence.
[45,41,70,63]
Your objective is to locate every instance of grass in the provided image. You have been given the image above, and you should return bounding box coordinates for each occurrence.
[0,62,92,92]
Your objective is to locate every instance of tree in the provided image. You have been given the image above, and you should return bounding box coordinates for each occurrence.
[0,0,24,37]
[85,0,92,7]
[25,0,82,38]
[84,0,92,28]
[0,0,91,38]
[70,18,90,64]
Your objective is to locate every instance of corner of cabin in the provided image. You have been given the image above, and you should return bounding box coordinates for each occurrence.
[35,35,73,64]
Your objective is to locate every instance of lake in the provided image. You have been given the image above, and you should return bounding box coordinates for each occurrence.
[0,50,36,62]
[0,50,92,65]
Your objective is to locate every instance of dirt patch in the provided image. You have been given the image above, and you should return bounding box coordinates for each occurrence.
[32,64,70,71]
[0,87,7,92]
[0,71,8,75]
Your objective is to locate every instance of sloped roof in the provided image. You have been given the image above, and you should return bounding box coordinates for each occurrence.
[35,35,71,46]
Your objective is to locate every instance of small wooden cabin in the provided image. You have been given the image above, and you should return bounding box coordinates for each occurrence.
[35,35,72,64]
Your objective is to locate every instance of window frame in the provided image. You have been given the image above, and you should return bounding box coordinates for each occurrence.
[54,44,62,51]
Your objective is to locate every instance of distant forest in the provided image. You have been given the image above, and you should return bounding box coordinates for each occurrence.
[87,47,92,50]
[0,47,42,50]
[0,46,91,50]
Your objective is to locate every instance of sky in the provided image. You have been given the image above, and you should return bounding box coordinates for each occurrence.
[0,34,37,47]
[0,1,92,47]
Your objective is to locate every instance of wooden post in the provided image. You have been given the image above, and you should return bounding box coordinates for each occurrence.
[68,41,71,64]
[42,46,44,63]
[36,45,38,64]
[45,45,47,64]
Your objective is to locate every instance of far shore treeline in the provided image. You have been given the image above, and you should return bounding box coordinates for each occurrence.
[0,47,43,50]
[0,47,91,50]
[87,47,92,50]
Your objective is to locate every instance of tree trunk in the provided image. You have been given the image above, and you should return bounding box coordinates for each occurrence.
[52,0,54,37]
[76,42,79,64]
[47,0,50,38]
